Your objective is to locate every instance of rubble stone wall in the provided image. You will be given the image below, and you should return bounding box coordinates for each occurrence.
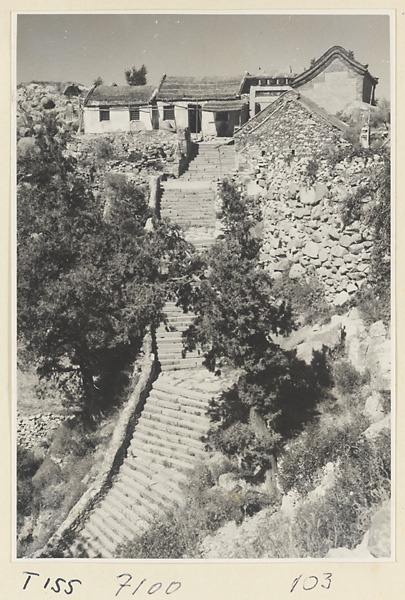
[69,128,193,187]
[235,98,383,306]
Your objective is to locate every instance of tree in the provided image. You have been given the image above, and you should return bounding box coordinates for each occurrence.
[17,113,188,415]
[125,65,148,86]
[93,76,104,87]
[178,182,322,485]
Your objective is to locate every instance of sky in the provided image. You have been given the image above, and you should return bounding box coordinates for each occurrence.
[16,12,391,100]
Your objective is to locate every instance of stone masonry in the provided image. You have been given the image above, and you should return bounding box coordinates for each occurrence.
[234,91,384,306]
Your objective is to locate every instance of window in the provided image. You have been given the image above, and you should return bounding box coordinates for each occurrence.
[163,105,175,120]
[99,107,110,121]
[129,107,140,121]
[216,112,229,122]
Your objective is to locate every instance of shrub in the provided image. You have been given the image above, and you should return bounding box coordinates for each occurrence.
[271,273,331,325]
[116,460,273,558]
[94,137,117,161]
[332,359,367,396]
[305,159,319,184]
[293,430,390,557]
[208,422,279,483]
[278,411,369,495]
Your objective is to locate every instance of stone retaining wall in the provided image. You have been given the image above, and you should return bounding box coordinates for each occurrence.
[34,332,156,558]
[68,128,194,188]
[17,413,66,451]
[234,93,385,306]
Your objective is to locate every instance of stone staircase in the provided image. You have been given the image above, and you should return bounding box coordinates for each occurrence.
[60,142,238,559]
[159,142,236,250]
[156,301,204,371]
[160,180,216,232]
[180,142,237,182]
[65,303,221,559]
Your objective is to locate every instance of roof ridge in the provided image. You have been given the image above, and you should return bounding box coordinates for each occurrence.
[292,45,378,87]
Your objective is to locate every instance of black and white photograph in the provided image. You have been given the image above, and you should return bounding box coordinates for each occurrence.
[15,11,392,562]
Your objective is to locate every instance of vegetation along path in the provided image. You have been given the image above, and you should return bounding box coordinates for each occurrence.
[64,144,237,558]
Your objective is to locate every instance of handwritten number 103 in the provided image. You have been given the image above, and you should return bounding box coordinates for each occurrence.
[291,573,332,592]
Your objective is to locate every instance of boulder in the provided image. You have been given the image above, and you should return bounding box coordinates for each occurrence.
[364,414,390,439]
[303,241,319,258]
[288,182,299,198]
[343,253,357,263]
[327,225,340,240]
[331,245,346,258]
[347,282,358,294]
[289,263,306,279]
[314,182,328,202]
[208,453,233,480]
[339,234,353,248]
[364,392,385,423]
[333,290,350,306]
[17,136,39,157]
[367,500,391,558]
[319,248,329,263]
[299,186,318,206]
[218,473,241,492]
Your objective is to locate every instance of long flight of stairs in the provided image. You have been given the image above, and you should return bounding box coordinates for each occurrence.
[62,142,237,559]
[159,142,236,250]
[66,303,220,559]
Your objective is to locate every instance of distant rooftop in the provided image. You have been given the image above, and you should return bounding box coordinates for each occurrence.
[84,85,155,107]
[156,76,244,102]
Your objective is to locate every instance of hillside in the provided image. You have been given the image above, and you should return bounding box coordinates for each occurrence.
[16,81,391,560]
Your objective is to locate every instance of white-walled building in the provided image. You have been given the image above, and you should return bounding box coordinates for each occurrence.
[83,85,156,134]
[154,76,249,138]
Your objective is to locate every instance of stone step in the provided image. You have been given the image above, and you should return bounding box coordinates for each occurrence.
[135,418,206,451]
[133,413,206,441]
[127,445,195,474]
[116,470,168,511]
[109,483,159,520]
[89,510,125,548]
[118,468,180,512]
[159,359,204,371]
[159,315,194,324]
[127,450,189,488]
[119,462,183,506]
[132,427,206,458]
[158,354,202,364]
[157,348,201,358]
[149,386,210,411]
[163,219,216,226]
[161,192,214,199]
[153,379,212,402]
[82,520,116,556]
[102,489,150,529]
[160,206,215,213]
[141,403,209,435]
[96,499,146,541]
[122,459,188,501]
[129,442,197,478]
[147,391,209,417]
[76,529,107,558]
[142,400,210,428]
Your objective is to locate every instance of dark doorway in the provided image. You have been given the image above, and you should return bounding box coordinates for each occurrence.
[188,104,202,133]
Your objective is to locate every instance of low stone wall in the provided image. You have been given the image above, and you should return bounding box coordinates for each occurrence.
[34,333,156,558]
[68,128,193,187]
[17,413,66,451]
